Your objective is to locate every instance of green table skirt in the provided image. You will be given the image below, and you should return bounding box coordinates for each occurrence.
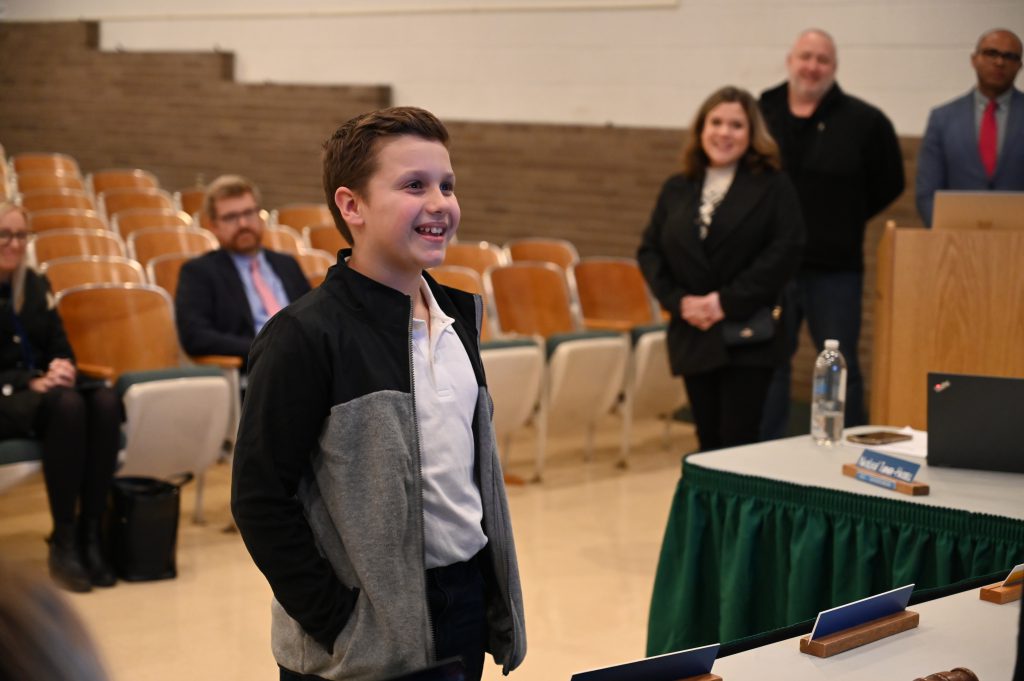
[646,461,1024,656]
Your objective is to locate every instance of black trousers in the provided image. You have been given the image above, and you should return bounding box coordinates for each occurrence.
[280,552,488,681]
[683,364,774,452]
[36,385,121,526]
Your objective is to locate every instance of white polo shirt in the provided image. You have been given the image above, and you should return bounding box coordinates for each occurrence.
[413,278,488,569]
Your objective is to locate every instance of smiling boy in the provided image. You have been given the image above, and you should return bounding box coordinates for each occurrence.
[231,107,526,681]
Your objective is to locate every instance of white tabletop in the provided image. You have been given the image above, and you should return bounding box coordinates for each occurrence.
[686,427,1024,521]
[713,588,1021,681]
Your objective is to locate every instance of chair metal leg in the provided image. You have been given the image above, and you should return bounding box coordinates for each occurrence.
[192,472,206,525]
[534,382,548,483]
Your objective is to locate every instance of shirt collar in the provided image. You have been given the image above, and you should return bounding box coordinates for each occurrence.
[974,87,1013,108]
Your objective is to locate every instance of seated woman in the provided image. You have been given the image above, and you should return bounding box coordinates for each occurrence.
[0,201,121,592]
[637,86,804,452]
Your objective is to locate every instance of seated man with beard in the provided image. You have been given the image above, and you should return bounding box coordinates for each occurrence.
[175,175,310,370]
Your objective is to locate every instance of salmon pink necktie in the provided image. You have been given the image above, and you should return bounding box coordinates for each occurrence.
[979,99,998,178]
[250,258,283,316]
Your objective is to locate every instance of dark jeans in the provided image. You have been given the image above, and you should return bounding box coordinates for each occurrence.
[760,270,865,441]
[683,365,774,452]
[280,553,487,681]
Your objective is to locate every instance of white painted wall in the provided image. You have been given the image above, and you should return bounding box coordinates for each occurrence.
[3,0,1022,134]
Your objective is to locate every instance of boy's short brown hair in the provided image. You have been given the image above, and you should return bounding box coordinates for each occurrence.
[322,106,450,244]
[203,174,261,221]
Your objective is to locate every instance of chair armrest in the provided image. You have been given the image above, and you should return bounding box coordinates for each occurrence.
[190,355,243,370]
[77,363,115,380]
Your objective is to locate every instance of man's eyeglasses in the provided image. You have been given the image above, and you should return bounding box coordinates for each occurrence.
[215,207,262,225]
[978,48,1022,63]
[0,231,30,246]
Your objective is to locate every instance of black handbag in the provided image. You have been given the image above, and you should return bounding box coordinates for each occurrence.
[107,473,192,581]
[721,305,781,346]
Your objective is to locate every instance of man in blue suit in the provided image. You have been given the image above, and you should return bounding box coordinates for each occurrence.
[916,28,1024,226]
[175,175,311,369]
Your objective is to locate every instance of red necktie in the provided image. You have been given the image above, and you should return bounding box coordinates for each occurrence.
[250,258,283,316]
[979,99,998,178]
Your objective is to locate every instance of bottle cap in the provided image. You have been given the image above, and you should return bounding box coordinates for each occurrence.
[824,339,839,350]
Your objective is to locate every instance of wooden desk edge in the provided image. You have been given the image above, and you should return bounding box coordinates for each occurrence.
[672,675,721,681]
[841,463,930,496]
[799,609,919,658]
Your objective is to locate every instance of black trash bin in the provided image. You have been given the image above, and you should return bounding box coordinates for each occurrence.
[108,474,191,582]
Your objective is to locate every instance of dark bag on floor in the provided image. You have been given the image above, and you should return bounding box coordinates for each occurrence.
[108,474,192,581]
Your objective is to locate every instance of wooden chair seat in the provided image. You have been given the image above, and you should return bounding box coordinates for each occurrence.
[146,251,197,299]
[39,255,145,294]
[571,257,660,331]
[28,209,107,232]
[99,187,176,222]
[112,208,192,238]
[127,227,217,269]
[28,228,126,267]
[443,241,505,275]
[12,152,81,177]
[15,172,86,193]
[303,223,349,255]
[21,189,96,213]
[486,262,579,338]
[262,225,303,255]
[88,168,160,195]
[504,237,580,270]
[274,203,332,231]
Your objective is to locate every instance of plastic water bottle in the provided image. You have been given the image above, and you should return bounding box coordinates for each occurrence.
[811,339,847,446]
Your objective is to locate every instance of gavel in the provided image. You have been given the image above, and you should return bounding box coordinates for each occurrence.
[913,668,979,681]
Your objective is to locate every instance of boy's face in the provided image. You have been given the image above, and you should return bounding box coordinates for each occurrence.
[338,135,460,290]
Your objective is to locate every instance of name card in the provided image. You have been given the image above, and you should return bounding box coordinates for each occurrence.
[570,643,719,681]
[810,584,914,640]
[856,449,921,483]
[1001,563,1023,588]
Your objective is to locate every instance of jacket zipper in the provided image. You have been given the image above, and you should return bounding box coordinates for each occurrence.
[408,298,436,664]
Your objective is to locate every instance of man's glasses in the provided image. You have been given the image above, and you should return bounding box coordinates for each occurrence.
[978,48,1022,63]
[216,207,262,225]
[0,231,30,246]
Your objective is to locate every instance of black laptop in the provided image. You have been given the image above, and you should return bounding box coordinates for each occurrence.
[927,372,1024,474]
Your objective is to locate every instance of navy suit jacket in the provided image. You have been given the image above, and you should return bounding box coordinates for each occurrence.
[175,248,311,365]
[916,87,1024,226]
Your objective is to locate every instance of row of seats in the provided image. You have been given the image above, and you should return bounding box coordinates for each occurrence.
[433,240,686,481]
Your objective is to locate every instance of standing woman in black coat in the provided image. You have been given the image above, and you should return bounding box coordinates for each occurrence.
[638,86,804,452]
[0,201,121,592]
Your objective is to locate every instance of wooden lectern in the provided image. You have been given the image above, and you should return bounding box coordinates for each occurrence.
[871,222,1024,429]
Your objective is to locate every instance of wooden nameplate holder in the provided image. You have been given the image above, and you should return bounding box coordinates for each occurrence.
[979,581,1022,604]
[799,609,919,658]
[672,675,721,681]
[841,463,930,496]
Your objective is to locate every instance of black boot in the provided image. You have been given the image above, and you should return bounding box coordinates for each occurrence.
[48,523,92,593]
[79,518,117,587]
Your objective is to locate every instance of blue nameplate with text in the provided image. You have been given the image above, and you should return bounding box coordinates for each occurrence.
[570,643,718,681]
[810,584,914,640]
[856,449,921,483]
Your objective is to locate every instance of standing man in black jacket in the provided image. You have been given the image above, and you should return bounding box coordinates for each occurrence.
[759,28,905,439]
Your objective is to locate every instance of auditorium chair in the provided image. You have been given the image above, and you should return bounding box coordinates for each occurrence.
[174,186,206,217]
[570,257,685,462]
[98,187,175,223]
[126,226,217,269]
[429,264,494,342]
[261,224,303,255]
[303,223,349,255]
[11,152,81,177]
[504,237,580,271]
[27,228,126,268]
[486,262,629,480]
[55,283,238,523]
[295,249,333,288]
[20,189,96,213]
[273,203,332,232]
[145,251,196,299]
[0,440,42,496]
[86,168,160,196]
[111,208,192,238]
[39,255,145,294]
[443,241,506,275]
[28,209,108,233]
[15,171,86,193]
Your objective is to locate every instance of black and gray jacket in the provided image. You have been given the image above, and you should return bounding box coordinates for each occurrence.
[231,254,526,680]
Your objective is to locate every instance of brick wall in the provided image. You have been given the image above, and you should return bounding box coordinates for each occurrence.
[0,21,926,405]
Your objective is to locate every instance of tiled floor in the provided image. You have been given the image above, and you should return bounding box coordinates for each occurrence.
[0,416,697,681]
